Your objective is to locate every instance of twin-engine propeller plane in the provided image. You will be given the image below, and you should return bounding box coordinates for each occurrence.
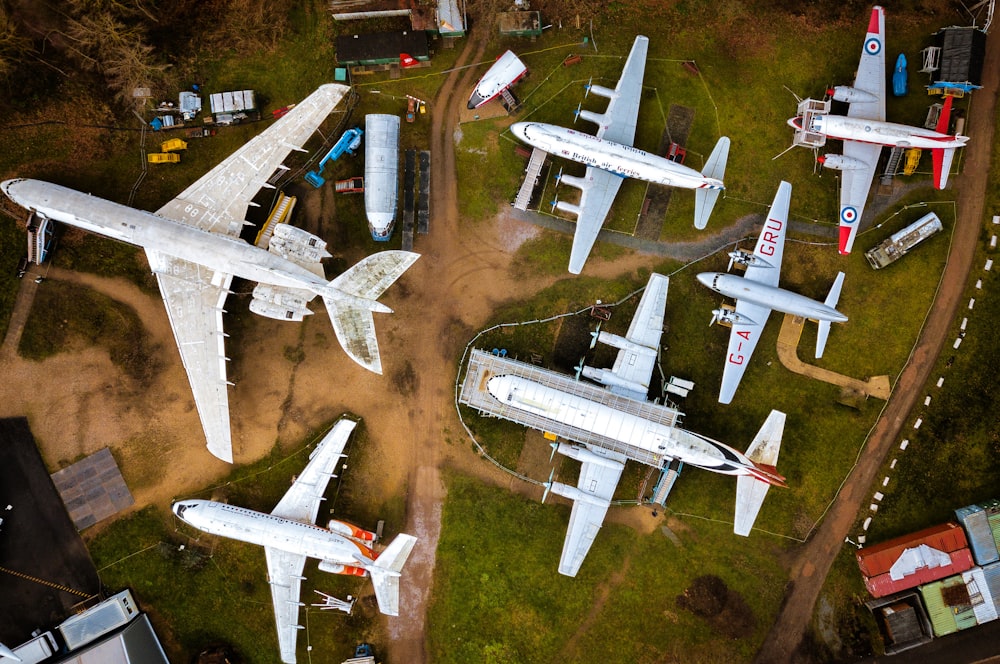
[510,35,730,274]
[477,273,788,577]
[173,418,417,664]
[1,84,419,463]
[786,5,969,254]
[697,181,848,404]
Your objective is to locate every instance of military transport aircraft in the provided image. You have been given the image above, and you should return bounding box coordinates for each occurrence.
[510,35,730,274]
[1,85,419,463]
[173,418,417,664]
[697,181,848,404]
[785,5,968,254]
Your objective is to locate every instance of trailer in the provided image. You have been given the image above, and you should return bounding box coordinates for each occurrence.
[865,212,943,269]
[335,177,365,193]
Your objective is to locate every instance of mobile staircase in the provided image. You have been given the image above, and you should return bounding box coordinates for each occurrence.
[304,127,363,188]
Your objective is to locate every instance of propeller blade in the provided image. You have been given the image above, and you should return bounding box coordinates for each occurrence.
[550,196,560,212]
[541,468,555,503]
[589,330,600,349]
[574,356,585,380]
[573,102,582,123]
[584,76,593,98]
[555,166,564,185]
[549,442,558,463]
[727,254,735,272]
[709,310,720,327]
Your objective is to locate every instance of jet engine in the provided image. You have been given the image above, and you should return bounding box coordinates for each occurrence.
[249,283,313,321]
[268,223,332,265]
[317,560,368,576]
[327,519,377,542]
[827,86,878,105]
[817,154,868,171]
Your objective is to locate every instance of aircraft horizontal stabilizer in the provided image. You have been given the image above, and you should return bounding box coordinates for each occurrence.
[734,410,786,537]
[816,271,846,359]
[369,534,418,616]
[693,137,730,230]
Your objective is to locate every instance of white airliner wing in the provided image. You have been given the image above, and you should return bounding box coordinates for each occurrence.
[566,167,625,274]
[145,250,235,462]
[264,546,307,664]
[608,273,668,399]
[838,6,885,254]
[595,35,648,145]
[837,140,882,255]
[154,84,350,236]
[847,6,886,123]
[744,180,790,287]
[557,451,625,577]
[718,299,771,405]
[271,418,356,522]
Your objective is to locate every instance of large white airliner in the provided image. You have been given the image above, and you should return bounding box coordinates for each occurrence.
[697,181,848,404]
[173,418,417,664]
[1,85,419,463]
[461,273,787,577]
[786,5,969,254]
[509,35,730,274]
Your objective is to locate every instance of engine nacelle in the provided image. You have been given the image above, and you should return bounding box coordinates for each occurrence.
[827,86,878,105]
[327,519,377,542]
[317,560,368,577]
[555,201,582,217]
[711,308,757,327]
[250,284,313,321]
[268,223,332,264]
[817,154,868,171]
[727,250,774,270]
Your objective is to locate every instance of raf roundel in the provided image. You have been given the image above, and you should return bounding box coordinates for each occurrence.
[865,37,881,56]
[841,206,859,224]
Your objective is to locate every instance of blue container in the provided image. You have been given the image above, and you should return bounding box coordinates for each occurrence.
[893,53,908,96]
[956,504,1000,565]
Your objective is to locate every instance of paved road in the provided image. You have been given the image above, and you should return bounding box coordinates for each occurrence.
[754,22,1000,664]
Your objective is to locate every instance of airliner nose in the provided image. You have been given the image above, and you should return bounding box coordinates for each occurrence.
[510,122,528,141]
[696,273,715,289]
[0,179,15,199]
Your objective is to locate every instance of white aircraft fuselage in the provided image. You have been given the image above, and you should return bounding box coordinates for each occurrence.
[697,272,848,323]
[1,179,383,311]
[173,499,375,564]
[487,373,779,483]
[468,50,527,109]
[510,122,723,190]
[789,114,968,150]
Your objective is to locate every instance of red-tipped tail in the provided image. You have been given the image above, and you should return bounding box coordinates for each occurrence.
[748,462,787,488]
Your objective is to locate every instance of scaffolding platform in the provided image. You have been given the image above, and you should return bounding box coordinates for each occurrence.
[417,150,430,234]
[512,147,547,210]
[459,348,683,468]
[791,98,830,149]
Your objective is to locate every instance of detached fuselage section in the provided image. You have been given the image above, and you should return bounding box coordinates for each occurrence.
[468,50,528,109]
[364,114,400,241]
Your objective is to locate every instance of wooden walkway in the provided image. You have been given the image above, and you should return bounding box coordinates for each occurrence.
[776,313,891,401]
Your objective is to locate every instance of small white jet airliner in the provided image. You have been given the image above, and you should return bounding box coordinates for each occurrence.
[1,85,419,463]
[786,5,969,254]
[509,35,730,274]
[467,50,528,109]
[473,273,787,577]
[173,418,417,664]
[697,181,848,404]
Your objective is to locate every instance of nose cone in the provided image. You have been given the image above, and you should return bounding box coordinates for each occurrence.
[467,91,486,110]
[510,122,529,142]
[696,273,715,289]
[172,501,193,521]
[787,117,802,130]
[1,179,17,201]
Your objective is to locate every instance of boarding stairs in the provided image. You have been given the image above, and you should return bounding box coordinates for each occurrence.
[880,146,904,186]
[255,192,296,248]
[650,459,683,507]
[513,147,547,210]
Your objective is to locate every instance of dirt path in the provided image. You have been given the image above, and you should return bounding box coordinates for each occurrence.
[753,25,1000,664]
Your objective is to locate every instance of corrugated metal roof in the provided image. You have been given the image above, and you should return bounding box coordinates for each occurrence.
[921,576,964,637]
[956,505,1000,566]
[857,522,969,577]
[865,548,974,597]
[982,562,1000,606]
[962,567,999,625]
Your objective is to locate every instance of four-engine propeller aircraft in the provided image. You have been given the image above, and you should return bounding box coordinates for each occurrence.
[478,273,788,577]
[0,84,419,463]
[786,5,969,254]
[697,181,848,404]
[173,418,417,664]
[510,35,730,274]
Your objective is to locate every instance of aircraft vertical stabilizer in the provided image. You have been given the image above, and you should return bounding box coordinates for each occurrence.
[734,410,786,536]
[693,137,730,230]
[369,534,418,616]
[932,95,956,190]
[816,271,846,359]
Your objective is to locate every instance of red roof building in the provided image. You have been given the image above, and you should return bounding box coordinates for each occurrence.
[857,523,975,598]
